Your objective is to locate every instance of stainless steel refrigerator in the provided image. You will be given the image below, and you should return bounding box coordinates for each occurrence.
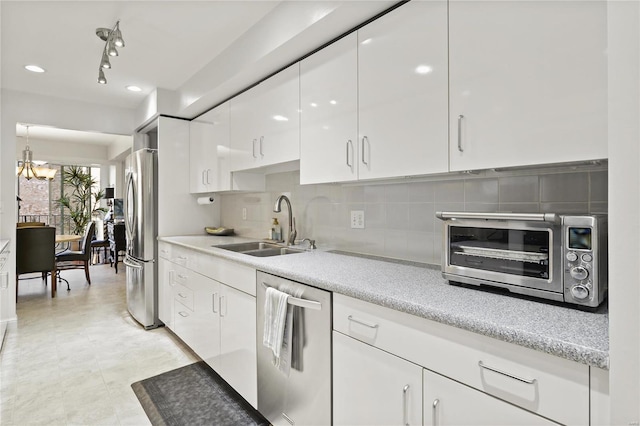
[124,148,161,329]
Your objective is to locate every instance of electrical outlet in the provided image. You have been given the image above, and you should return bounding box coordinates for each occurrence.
[351,210,365,229]
[242,207,247,220]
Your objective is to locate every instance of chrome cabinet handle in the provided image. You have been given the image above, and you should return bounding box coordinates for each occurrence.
[361,136,369,165]
[220,295,227,317]
[178,293,187,299]
[252,138,257,158]
[347,315,379,329]
[478,361,537,384]
[432,399,439,426]
[259,136,264,158]
[212,292,218,313]
[178,311,189,317]
[177,274,187,280]
[346,140,353,168]
[457,115,464,152]
[402,385,410,426]
[202,170,206,185]
[206,169,211,184]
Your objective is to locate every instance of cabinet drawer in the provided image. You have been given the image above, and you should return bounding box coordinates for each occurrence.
[173,283,194,311]
[158,241,172,260]
[170,245,200,270]
[334,294,589,425]
[200,257,256,296]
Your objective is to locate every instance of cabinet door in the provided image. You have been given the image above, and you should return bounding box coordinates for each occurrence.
[189,120,211,194]
[230,65,300,171]
[449,0,608,171]
[189,103,231,193]
[333,331,422,426]
[358,0,448,179]
[229,89,257,171]
[219,284,257,408]
[300,32,358,184]
[191,273,222,368]
[256,64,300,167]
[157,258,174,330]
[423,369,557,426]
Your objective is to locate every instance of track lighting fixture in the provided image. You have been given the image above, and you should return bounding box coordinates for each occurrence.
[96,21,124,84]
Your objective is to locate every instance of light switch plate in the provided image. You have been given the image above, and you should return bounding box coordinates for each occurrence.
[351,210,365,229]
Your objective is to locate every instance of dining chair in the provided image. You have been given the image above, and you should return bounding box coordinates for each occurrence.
[109,222,126,273]
[16,226,57,300]
[55,222,96,289]
[91,222,110,264]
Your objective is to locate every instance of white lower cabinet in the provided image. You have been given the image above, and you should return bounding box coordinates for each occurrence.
[217,284,257,406]
[333,293,591,425]
[156,242,257,407]
[157,257,174,330]
[333,331,423,426]
[423,369,557,426]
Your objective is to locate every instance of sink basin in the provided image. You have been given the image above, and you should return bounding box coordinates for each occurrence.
[213,241,304,257]
[213,242,280,252]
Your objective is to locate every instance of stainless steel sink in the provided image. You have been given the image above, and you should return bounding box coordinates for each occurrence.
[213,241,304,257]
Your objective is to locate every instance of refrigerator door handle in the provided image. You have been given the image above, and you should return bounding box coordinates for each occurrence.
[124,256,143,270]
[124,172,136,244]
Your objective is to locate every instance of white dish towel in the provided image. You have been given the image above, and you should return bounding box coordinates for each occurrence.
[263,287,290,364]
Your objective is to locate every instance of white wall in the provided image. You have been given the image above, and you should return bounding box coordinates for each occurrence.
[16,136,109,166]
[608,0,640,423]
[0,89,136,322]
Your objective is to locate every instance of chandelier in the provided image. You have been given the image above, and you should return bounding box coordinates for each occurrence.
[16,125,57,181]
[96,20,125,84]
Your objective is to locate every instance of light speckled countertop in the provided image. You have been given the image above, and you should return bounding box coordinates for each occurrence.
[159,234,609,369]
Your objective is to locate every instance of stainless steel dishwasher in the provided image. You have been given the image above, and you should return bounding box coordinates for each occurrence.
[256,271,332,426]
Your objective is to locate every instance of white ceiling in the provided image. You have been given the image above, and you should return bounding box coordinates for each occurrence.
[2,0,395,146]
[2,0,281,110]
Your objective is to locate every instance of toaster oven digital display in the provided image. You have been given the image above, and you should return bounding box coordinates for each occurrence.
[568,227,592,250]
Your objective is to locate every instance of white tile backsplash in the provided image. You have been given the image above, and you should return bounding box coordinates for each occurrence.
[219,167,608,265]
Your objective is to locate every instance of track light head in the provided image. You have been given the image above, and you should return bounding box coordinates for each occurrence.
[113,24,125,48]
[107,42,119,57]
[100,52,111,69]
[98,69,107,84]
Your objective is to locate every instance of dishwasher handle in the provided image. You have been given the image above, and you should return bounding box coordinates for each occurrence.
[261,282,322,310]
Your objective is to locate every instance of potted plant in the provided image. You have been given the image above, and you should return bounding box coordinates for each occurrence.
[56,166,108,235]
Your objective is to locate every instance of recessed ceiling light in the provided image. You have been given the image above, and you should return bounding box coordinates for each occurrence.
[25,65,45,73]
[126,85,142,92]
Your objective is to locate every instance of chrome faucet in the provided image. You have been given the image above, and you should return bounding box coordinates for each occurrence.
[273,195,297,246]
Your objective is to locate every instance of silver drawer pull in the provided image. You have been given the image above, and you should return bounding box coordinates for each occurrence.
[347,315,379,329]
[177,274,187,279]
[402,384,410,426]
[432,399,439,426]
[478,361,537,384]
[178,311,189,317]
[178,293,187,299]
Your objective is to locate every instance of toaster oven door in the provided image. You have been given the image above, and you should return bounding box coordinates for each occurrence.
[443,220,563,294]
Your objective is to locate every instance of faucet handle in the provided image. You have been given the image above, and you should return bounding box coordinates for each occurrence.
[301,238,316,250]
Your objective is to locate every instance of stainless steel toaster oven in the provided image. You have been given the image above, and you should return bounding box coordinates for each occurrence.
[436,212,608,307]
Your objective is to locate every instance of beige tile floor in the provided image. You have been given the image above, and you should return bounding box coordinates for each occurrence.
[0,264,198,425]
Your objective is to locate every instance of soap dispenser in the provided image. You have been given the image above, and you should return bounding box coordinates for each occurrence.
[271,218,282,242]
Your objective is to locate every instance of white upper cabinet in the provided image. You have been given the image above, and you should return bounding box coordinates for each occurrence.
[300,33,358,184]
[189,102,231,193]
[300,1,448,184]
[358,0,449,180]
[229,64,300,172]
[449,0,608,171]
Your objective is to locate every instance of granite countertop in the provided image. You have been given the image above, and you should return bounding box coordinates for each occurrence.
[159,234,609,369]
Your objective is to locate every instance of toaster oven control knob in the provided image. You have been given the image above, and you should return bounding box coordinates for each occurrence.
[571,285,590,300]
[566,252,578,262]
[570,266,589,281]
